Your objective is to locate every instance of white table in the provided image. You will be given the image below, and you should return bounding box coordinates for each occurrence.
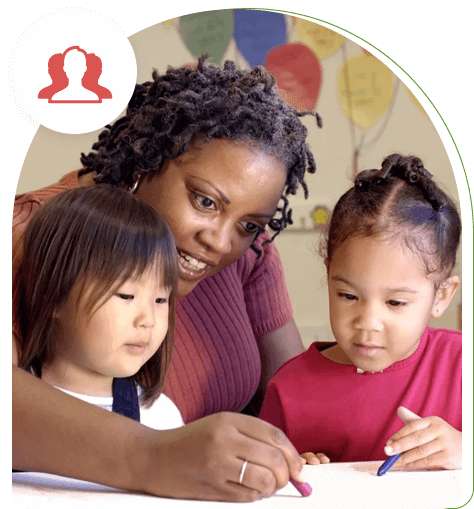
[12,462,464,509]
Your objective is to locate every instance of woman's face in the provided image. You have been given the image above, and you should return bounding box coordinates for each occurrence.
[136,138,287,297]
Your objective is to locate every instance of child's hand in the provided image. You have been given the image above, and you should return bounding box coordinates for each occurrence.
[384,406,462,471]
[300,452,330,465]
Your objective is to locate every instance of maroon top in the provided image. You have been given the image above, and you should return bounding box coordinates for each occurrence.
[260,327,462,462]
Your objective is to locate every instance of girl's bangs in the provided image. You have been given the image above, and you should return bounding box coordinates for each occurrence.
[78,228,178,316]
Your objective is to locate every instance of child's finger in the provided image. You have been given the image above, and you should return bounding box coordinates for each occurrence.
[397,406,422,423]
[315,453,330,464]
[394,437,444,467]
[385,418,432,453]
[300,452,321,465]
[386,418,431,456]
[386,406,423,447]
[397,448,448,471]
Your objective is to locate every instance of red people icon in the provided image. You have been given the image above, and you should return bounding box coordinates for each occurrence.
[38,46,112,103]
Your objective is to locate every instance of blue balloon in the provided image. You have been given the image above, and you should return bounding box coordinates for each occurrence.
[234,10,287,67]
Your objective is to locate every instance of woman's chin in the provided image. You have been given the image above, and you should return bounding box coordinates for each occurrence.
[177,278,200,298]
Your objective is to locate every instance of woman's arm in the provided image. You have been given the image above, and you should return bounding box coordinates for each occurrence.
[13,365,145,485]
[12,362,304,501]
[245,318,305,415]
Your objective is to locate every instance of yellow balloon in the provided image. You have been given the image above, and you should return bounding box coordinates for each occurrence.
[338,55,394,130]
[294,19,344,59]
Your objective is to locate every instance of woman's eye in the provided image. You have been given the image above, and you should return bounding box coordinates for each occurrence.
[193,193,216,210]
[117,293,134,300]
[242,222,263,234]
[155,298,168,304]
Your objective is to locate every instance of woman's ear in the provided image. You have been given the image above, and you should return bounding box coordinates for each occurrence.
[431,275,460,318]
[324,257,330,271]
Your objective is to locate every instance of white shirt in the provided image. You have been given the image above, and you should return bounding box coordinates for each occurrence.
[57,386,184,430]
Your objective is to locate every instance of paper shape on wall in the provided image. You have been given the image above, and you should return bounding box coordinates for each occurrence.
[234,10,286,67]
[264,43,322,111]
[312,205,330,230]
[294,19,344,59]
[338,55,393,130]
[163,18,177,29]
[179,11,234,64]
[362,48,374,57]
[406,85,428,116]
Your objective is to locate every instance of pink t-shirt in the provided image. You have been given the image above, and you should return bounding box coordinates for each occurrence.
[13,171,293,423]
[259,327,462,462]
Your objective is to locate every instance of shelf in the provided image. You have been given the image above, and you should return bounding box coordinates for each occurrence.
[281,228,321,233]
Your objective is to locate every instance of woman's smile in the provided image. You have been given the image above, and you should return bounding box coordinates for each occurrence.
[177,248,214,282]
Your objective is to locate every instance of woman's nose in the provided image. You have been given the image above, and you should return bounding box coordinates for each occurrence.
[198,222,233,255]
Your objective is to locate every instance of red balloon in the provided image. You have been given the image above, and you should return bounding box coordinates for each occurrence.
[264,43,322,111]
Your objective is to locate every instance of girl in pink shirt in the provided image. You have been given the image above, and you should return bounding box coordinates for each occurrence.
[260,154,462,471]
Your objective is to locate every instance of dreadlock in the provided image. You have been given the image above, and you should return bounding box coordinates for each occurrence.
[80,54,322,253]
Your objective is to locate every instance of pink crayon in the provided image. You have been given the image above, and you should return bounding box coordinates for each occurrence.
[290,478,312,497]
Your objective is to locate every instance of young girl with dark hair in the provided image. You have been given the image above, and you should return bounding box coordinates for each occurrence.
[260,154,462,471]
[16,185,182,428]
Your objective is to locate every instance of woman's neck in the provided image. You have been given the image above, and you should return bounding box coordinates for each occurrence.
[78,170,97,187]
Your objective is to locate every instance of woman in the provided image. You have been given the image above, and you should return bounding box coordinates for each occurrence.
[13,55,321,501]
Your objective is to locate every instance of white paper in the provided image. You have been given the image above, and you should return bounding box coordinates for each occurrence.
[12,462,463,509]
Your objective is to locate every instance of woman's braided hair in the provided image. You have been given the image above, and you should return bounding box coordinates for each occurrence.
[80,54,322,250]
[325,154,461,285]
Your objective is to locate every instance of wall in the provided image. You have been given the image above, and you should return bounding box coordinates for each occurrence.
[16,12,462,347]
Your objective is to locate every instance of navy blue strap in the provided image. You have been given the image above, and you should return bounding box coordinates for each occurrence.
[112,377,140,422]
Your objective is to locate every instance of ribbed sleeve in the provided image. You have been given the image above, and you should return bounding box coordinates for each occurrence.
[242,234,293,338]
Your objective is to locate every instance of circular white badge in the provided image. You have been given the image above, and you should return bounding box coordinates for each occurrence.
[12,9,137,134]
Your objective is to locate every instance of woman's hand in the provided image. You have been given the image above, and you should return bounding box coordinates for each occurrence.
[384,406,462,471]
[300,452,330,465]
[137,412,305,502]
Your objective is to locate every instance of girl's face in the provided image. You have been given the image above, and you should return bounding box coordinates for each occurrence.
[44,267,171,396]
[327,235,440,373]
[136,138,287,297]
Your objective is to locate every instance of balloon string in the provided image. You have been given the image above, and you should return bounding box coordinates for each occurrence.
[351,75,399,177]
[345,59,400,178]
[362,75,400,150]
[341,41,359,178]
